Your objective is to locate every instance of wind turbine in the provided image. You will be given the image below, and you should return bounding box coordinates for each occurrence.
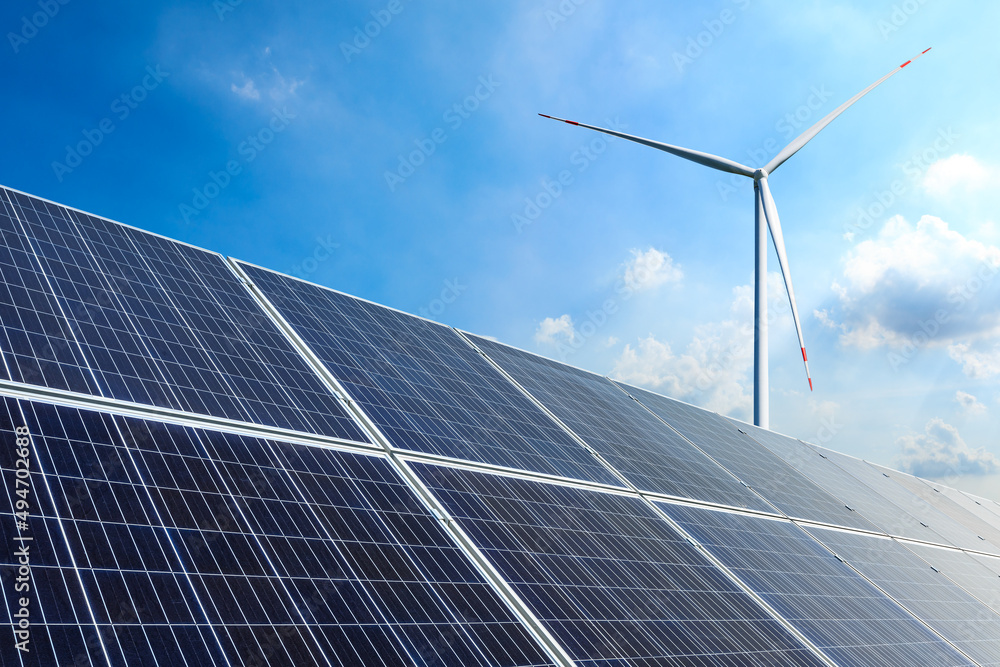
[540,48,930,429]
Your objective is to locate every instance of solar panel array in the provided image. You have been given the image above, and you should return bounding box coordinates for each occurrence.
[3,184,1000,665]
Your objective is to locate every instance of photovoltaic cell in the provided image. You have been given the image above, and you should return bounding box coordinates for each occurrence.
[806,527,1000,665]
[466,334,773,512]
[411,462,826,667]
[865,464,1000,553]
[817,446,998,553]
[659,503,973,667]
[0,191,100,395]
[1,187,368,442]
[3,397,555,666]
[237,261,620,486]
[734,421,956,543]
[618,381,878,531]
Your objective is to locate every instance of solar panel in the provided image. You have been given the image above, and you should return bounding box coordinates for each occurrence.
[899,542,1000,616]
[935,486,1000,534]
[1,187,369,442]
[965,493,1000,524]
[866,464,1000,551]
[733,420,959,543]
[658,502,973,666]
[5,182,1000,665]
[617,382,878,531]
[0,190,101,395]
[410,461,827,666]
[236,261,621,486]
[465,334,775,513]
[805,526,1000,665]
[2,397,556,666]
[815,446,999,553]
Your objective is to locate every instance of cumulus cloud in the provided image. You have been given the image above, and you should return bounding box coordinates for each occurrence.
[611,273,790,419]
[896,419,1000,477]
[954,390,986,416]
[819,216,1000,350]
[534,314,576,346]
[922,154,994,198]
[620,247,683,292]
[231,77,260,100]
[948,343,1000,379]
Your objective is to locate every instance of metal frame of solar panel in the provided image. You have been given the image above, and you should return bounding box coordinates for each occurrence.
[4,184,1000,666]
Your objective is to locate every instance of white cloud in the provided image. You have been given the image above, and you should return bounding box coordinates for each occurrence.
[620,247,682,292]
[820,215,1000,350]
[231,77,260,101]
[896,419,1000,477]
[955,390,986,416]
[922,154,994,198]
[534,314,576,346]
[610,273,790,419]
[948,343,1000,379]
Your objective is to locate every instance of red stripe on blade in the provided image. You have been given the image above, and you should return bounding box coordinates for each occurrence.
[900,60,912,67]
[922,47,932,53]
[801,348,808,362]
[808,378,813,391]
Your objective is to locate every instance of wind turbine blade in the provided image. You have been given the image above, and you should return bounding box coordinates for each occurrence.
[758,177,813,391]
[764,48,932,174]
[539,114,755,177]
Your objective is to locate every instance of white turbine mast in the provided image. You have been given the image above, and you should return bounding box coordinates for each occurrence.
[541,48,931,429]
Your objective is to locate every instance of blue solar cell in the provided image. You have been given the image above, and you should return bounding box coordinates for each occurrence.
[238,261,620,485]
[412,461,828,666]
[618,381,879,531]
[659,502,973,666]
[806,526,1000,665]
[466,334,775,512]
[3,397,553,666]
[0,187,368,441]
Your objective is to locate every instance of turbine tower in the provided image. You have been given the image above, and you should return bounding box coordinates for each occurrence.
[541,49,930,429]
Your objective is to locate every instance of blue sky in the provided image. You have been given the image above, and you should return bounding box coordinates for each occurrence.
[4,0,1000,500]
